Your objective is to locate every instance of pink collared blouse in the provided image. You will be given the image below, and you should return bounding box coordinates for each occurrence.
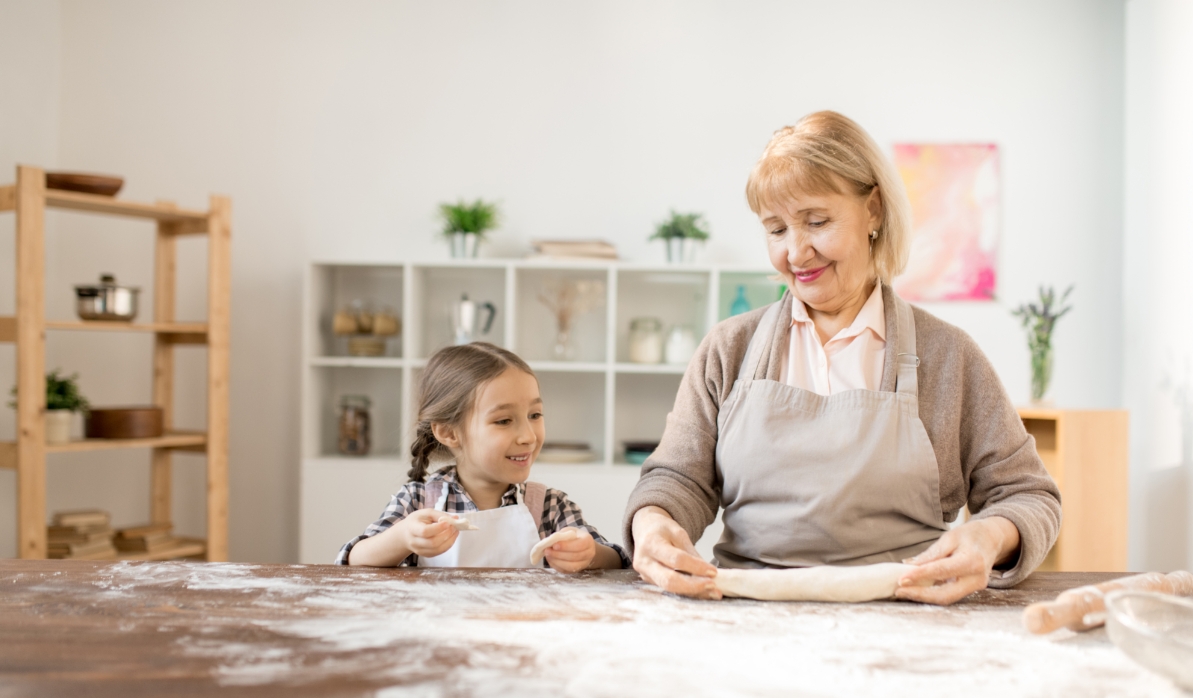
[779,283,886,395]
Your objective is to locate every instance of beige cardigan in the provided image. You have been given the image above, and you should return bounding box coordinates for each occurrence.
[622,285,1062,588]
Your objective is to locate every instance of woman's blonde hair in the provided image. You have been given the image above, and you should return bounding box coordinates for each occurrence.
[745,111,912,283]
[407,342,536,483]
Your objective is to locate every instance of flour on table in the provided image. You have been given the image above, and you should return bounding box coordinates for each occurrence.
[715,562,930,602]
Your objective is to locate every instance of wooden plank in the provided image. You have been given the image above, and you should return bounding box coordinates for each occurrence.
[152,212,178,526]
[0,184,14,211]
[45,320,208,335]
[39,431,207,454]
[43,189,207,223]
[115,537,205,562]
[0,442,14,470]
[0,315,14,343]
[205,195,232,561]
[1058,410,1130,572]
[16,165,47,559]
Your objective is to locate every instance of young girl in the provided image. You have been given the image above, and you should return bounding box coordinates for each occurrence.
[336,342,628,571]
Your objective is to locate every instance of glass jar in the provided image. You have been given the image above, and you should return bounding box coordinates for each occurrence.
[628,317,664,364]
[338,395,372,456]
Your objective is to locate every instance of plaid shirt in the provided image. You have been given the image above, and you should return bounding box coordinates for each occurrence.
[335,466,630,568]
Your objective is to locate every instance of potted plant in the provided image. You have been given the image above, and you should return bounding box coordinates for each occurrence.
[1012,285,1073,403]
[9,370,90,444]
[439,199,499,259]
[651,210,710,263]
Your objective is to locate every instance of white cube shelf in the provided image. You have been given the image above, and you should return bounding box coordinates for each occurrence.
[299,259,777,561]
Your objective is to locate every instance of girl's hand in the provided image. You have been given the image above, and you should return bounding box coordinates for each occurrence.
[631,506,719,599]
[543,528,595,573]
[895,516,1021,605]
[399,509,459,558]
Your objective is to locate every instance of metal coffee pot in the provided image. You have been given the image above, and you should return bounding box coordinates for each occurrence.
[452,294,497,345]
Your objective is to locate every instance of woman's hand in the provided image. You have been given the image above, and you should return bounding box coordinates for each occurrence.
[543,529,596,573]
[895,516,1021,605]
[631,506,720,599]
[397,509,459,559]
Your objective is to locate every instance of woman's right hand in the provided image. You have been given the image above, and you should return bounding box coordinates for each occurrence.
[631,506,720,599]
[399,509,460,558]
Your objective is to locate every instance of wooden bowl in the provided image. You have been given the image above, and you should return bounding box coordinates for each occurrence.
[45,172,124,197]
[85,407,163,439]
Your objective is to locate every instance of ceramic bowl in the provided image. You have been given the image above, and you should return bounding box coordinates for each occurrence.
[1105,589,1193,690]
[45,172,124,197]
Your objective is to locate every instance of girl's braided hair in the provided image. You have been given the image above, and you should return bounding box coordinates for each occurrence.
[408,342,535,483]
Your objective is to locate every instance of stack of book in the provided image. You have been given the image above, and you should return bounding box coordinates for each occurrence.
[114,523,176,554]
[529,239,618,261]
[47,510,118,560]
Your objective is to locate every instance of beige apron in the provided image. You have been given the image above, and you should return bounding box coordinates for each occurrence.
[713,291,947,569]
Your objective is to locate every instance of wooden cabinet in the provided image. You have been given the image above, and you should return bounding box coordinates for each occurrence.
[0,165,231,561]
[1018,408,1129,572]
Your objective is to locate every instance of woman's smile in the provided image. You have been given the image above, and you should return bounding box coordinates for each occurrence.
[793,264,830,283]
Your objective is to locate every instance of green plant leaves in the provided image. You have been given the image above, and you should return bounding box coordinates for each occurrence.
[439,199,500,238]
[650,210,711,241]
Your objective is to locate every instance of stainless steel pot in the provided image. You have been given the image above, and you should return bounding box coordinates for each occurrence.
[75,274,139,321]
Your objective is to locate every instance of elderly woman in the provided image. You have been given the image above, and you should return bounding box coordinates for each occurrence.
[624,111,1061,605]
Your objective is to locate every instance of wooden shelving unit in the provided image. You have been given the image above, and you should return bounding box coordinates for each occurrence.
[1018,407,1129,572]
[0,165,231,561]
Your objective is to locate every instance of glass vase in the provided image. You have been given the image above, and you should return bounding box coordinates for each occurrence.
[553,326,576,361]
[1030,345,1053,403]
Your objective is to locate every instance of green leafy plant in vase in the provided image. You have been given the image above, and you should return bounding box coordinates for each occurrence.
[651,210,710,264]
[1012,285,1073,403]
[439,199,499,258]
[9,369,90,444]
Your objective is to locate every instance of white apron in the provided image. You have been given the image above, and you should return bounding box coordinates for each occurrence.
[418,479,546,568]
[713,290,948,569]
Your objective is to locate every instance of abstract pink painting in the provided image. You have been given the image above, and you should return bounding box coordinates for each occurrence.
[891,144,999,301]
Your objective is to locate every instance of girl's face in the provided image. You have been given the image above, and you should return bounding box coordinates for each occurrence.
[451,368,544,487]
[759,185,881,314]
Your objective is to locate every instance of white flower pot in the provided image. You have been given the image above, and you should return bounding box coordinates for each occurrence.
[45,409,73,444]
[448,233,481,258]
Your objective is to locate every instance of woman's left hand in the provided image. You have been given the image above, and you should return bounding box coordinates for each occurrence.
[544,529,596,573]
[895,516,1021,605]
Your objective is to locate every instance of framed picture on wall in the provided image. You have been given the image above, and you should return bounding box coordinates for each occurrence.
[891,143,1000,302]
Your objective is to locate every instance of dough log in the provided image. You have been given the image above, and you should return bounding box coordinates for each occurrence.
[529,527,587,565]
[715,563,929,603]
[437,515,479,532]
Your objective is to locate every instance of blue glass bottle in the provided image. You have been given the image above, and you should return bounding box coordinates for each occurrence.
[729,285,751,316]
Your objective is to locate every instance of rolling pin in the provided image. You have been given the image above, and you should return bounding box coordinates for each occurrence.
[1023,570,1193,634]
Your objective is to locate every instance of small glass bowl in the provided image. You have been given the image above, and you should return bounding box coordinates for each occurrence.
[1105,589,1193,690]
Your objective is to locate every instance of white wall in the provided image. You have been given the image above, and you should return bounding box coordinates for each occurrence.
[1123,0,1193,572]
[0,0,61,558]
[3,0,1128,561]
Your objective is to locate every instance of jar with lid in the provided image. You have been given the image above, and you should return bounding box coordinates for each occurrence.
[628,317,664,364]
[338,395,372,456]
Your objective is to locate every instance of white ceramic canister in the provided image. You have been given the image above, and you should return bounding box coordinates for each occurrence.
[628,317,664,363]
[665,325,697,365]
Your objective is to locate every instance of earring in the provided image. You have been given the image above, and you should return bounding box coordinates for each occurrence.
[869,229,878,255]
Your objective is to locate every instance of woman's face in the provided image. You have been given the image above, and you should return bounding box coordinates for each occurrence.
[760,185,882,313]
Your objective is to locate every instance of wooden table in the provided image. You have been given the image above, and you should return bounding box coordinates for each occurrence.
[0,561,1178,697]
